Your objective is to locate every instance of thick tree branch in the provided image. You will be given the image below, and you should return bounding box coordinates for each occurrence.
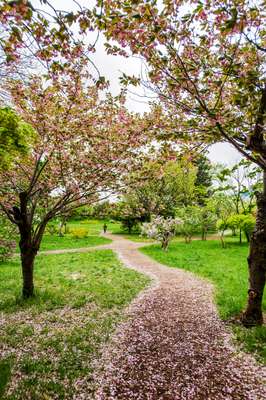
[247,84,266,156]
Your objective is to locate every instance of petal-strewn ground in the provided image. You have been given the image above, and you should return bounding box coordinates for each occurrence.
[92,234,265,400]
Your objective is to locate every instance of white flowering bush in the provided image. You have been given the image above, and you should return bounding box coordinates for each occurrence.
[141,216,182,250]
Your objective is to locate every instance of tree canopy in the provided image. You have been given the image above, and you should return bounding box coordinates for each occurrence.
[96,0,266,170]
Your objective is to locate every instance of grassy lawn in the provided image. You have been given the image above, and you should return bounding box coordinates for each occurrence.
[39,219,153,248]
[15,220,114,253]
[0,250,149,399]
[107,223,154,242]
[70,219,121,235]
[39,234,111,251]
[141,238,266,363]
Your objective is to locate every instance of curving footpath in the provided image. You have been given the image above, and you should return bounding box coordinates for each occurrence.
[91,234,266,400]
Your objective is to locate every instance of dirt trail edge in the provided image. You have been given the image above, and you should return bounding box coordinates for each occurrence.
[87,233,265,400]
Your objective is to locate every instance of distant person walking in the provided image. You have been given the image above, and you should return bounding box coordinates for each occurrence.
[103,223,107,233]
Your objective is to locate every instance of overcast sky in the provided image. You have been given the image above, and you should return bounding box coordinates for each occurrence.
[32,0,242,166]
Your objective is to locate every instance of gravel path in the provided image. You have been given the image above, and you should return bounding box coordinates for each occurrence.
[92,234,266,400]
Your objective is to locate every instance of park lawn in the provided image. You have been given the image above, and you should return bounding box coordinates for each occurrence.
[80,220,150,241]
[15,219,114,253]
[69,219,121,235]
[108,223,155,242]
[39,234,111,251]
[141,239,266,363]
[40,219,154,247]
[0,250,149,399]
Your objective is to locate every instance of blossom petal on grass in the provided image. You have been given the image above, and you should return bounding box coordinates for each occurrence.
[93,234,266,400]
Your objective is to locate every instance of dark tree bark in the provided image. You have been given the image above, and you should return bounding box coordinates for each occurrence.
[13,192,47,298]
[21,250,36,298]
[19,219,39,298]
[161,233,170,251]
[242,172,266,326]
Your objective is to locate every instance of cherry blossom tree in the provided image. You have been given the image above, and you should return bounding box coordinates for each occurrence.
[0,75,147,298]
[0,0,106,104]
[0,1,89,74]
[141,216,182,251]
[94,0,266,326]
[1,1,265,324]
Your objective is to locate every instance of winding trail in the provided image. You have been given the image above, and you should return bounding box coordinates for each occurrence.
[33,233,265,399]
[91,234,265,400]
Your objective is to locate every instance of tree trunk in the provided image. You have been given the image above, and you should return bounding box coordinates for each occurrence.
[162,234,170,251]
[161,240,168,251]
[220,231,226,248]
[14,192,50,299]
[21,251,36,298]
[244,230,250,243]
[201,227,207,240]
[242,172,266,327]
[239,228,242,244]
[16,193,36,298]
[58,221,64,237]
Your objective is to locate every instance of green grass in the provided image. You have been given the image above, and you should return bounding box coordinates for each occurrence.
[119,233,154,243]
[1,250,149,313]
[106,222,154,242]
[39,234,111,251]
[15,220,113,253]
[43,218,153,250]
[0,250,149,399]
[69,219,121,235]
[15,219,116,253]
[141,238,266,363]
[0,359,12,399]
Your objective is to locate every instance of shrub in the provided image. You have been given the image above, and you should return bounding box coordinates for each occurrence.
[70,228,88,239]
[227,213,256,243]
[216,219,229,248]
[227,215,240,236]
[176,206,201,243]
[46,222,57,235]
[239,214,256,242]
